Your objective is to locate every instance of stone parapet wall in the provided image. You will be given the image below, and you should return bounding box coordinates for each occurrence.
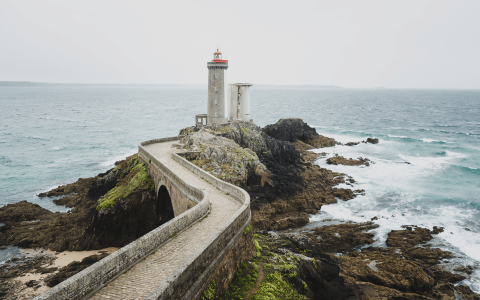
[138,138,201,216]
[33,136,209,300]
[143,153,251,299]
[194,228,255,299]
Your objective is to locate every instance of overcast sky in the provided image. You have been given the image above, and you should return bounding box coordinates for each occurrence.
[0,0,479,88]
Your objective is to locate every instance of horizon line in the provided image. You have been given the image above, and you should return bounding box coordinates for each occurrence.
[1,81,479,90]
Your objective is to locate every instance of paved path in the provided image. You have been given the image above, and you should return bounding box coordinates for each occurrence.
[89,141,241,300]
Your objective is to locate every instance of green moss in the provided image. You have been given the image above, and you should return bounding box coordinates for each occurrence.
[218,126,233,133]
[264,263,297,272]
[223,262,259,300]
[96,157,154,210]
[284,271,297,279]
[311,258,317,269]
[303,281,308,292]
[243,225,252,235]
[253,234,261,238]
[202,280,217,300]
[254,239,262,258]
[251,272,307,300]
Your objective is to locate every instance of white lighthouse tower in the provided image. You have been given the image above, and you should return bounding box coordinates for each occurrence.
[206,49,228,125]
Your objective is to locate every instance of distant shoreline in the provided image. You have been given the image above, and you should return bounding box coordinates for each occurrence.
[2,82,479,90]
[0,81,341,88]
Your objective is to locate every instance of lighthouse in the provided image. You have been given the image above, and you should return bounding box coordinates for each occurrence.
[206,49,228,125]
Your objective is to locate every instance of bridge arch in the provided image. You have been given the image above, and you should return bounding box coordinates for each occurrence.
[156,185,175,226]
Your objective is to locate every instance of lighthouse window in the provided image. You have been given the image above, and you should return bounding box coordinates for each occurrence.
[215,112,218,117]
[215,74,218,78]
[215,87,217,91]
[215,99,217,104]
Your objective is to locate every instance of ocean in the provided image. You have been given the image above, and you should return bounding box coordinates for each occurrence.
[1,85,479,291]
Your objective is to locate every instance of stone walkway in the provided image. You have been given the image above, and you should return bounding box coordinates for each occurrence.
[88,141,241,300]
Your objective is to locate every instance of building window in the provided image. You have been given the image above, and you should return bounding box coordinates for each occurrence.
[215,74,218,78]
[215,99,217,104]
[215,86,217,92]
[215,112,218,117]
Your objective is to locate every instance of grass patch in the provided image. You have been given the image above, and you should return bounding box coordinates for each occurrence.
[223,262,259,300]
[191,159,214,171]
[255,239,262,258]
[202,280,217,300]
[251,272,307,300]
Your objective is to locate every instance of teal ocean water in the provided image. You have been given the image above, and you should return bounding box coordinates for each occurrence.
[1,86,479,290]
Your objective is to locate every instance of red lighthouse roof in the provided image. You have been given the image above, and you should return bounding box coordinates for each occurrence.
[212,48,228,63]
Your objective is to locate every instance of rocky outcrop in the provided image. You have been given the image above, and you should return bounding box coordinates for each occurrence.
[263,118,337,148]
[179,120,360,231]
[226,225,480,300]
[0,200,52,222]
[305,222,379,253]
[326,156,372,166]
[0,155,157,252]
[180,130,272,187]
[298,223,479,299]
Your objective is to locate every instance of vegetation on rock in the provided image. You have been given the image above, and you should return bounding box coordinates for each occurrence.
[97,155,154,210]
[180,129,272,187]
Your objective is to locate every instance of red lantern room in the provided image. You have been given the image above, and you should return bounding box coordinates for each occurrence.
[212,48,228,62]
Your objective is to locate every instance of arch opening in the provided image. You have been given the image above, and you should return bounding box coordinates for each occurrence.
[157,185,174,226]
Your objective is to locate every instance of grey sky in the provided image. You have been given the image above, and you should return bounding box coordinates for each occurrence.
[0,0,479,88]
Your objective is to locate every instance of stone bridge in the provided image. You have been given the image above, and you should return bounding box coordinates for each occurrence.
[34,136,254,300]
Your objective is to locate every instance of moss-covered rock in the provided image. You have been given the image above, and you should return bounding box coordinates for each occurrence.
[97,156,154,210]
[0,155,158,252]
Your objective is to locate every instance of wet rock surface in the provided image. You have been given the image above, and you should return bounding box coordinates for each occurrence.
[305,222,379,253]
[302,223,479,299]
[327,155,372,166]
[248,223,479,300]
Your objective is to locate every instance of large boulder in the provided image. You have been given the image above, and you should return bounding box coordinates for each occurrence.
[263,118,337,148]
[181,130,272,187]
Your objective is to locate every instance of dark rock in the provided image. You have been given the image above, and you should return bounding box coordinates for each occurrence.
[25,280,38,287]
[306,222,379,253]
[364,138,379,144]
[44,253,108,287]
[332,188,355,201]
[40,267,58,274]
[289,233,315,250]
[263,118,337,148]
[454,265,474,275]
[326,156,371,166]
[345,142,360,146]
[0,200,52,222]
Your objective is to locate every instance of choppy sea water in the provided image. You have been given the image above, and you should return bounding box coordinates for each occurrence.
[1,86,479,291]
